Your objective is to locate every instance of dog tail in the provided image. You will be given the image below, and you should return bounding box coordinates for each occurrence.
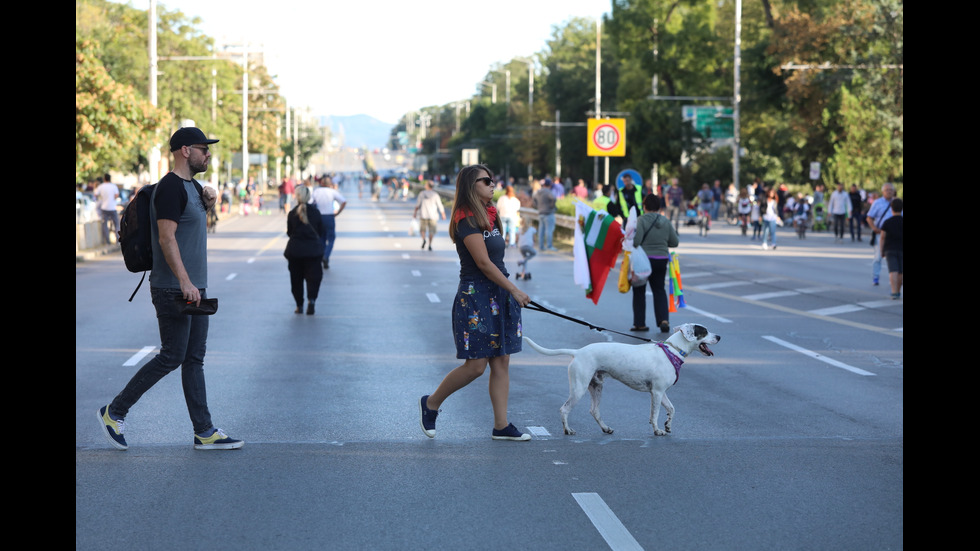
[523,337,577,357]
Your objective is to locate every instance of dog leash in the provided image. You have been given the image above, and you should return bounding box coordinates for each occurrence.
[523,300,654,343]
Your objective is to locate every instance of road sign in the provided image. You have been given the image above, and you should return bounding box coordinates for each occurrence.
[587,118,626,157]
[616,169,642,190]
[462,149,479,166]
[682,106,734,139]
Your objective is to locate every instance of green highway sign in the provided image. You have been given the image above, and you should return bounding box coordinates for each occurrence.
[682,105,734,140]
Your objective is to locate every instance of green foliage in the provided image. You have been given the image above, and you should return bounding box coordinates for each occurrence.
[76,38,170,182]
[75,0,287,183]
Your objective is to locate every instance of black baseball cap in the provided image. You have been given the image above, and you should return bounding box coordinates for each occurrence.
[169,127,219,151]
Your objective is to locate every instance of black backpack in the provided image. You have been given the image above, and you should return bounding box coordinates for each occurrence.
[118,183,157,301]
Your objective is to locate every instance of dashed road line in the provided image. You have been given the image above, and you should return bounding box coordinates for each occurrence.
[572,493,645,551]
[763,336,876,376]
[124,346,156,367]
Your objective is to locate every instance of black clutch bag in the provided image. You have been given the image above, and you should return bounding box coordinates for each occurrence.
[175,296,218,315]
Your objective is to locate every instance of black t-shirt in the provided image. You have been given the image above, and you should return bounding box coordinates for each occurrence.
[456,217,508,280]
[880,214,902,253]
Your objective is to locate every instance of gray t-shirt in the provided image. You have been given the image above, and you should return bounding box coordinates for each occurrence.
[149,173,208,290]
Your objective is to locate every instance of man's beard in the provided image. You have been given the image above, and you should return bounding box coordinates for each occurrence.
[189,159,209,174]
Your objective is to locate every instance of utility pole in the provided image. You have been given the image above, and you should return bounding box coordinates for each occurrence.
[541,110,587,183]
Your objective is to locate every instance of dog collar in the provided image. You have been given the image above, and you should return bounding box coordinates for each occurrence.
[656,343,685,384]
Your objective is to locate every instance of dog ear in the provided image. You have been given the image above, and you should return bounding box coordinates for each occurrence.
[680,324,697,342]
[693,325,708,339]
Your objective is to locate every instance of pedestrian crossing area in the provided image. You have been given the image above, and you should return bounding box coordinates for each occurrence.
[680,270,901,322]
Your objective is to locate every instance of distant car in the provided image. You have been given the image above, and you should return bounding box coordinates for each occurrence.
[76,191,99,223]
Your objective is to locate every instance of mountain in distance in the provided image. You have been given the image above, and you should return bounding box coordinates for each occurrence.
[320,114,396,150]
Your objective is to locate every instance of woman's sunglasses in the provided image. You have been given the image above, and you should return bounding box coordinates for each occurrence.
[475,177,494,187]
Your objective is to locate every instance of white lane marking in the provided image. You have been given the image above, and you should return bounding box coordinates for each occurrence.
[526,426,551,437]
[394,243,402,248]
[401,254,410,259]
[762,336,876,376]
[123,346,156,367]
[742,290,799,300]
[680,305,732,323]
[859,299,900,309]
[698,281,752,290]
[226,273,237,281]
[248,258,256,263]
[426,293,440,303]
[808,304,865,316]
[572,493,645,551]
[411,270,421,277]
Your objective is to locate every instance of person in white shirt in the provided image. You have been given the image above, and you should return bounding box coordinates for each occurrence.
[414,181,446,250]
[94,174,120,244]
[309,177,347,269]
[827,183,851,243]
[495,185,522,247]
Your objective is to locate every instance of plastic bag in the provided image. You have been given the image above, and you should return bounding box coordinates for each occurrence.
[409,217,420,236]
[628,245,651,286]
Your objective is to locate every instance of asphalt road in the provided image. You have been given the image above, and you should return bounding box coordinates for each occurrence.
[76,188,903,550]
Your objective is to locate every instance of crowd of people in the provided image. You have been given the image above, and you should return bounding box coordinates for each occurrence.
[95,136,901,451]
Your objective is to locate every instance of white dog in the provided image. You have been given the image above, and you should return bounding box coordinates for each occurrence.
[524,324,720,436]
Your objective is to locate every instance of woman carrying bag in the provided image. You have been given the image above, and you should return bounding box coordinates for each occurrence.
[631,194,679,333]
[284,185,325,315]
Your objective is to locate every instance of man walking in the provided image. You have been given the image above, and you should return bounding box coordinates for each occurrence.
[95,174,120,245]
[532,179,557,251]
[98,127,242,451]
[310,176,347,269]
[413,180,446,250]
[866,182,897,286]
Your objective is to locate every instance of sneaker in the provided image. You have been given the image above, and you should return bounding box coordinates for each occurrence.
[659,321,671,333]
[97,404,128,450]
[873,277,879,286]
[891,292,901,300]
[419,395,438,438]
[194,428,244,450]
[492,423,531,441]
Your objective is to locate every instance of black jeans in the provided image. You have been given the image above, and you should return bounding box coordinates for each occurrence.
[110,287,213,434]
[631,257,670,328]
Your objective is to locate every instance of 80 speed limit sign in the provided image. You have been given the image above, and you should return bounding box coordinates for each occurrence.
[587,118,626,157]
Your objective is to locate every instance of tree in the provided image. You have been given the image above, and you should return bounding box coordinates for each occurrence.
[76,38,170,182]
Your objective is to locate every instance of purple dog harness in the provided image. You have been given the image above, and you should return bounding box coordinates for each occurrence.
[656,343,685,384]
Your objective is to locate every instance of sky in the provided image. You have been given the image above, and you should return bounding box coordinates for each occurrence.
[147,0,612,124]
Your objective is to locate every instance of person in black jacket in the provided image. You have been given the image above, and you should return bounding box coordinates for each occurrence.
[284,184,325,314]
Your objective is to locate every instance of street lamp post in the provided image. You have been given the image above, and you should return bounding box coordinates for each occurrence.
[478,81,497,104]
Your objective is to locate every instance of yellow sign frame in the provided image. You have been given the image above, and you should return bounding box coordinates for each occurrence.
[587,118,626,157]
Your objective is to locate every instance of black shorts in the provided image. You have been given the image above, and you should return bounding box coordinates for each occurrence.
[885,250,903,274]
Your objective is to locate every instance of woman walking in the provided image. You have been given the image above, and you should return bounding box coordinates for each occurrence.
[630,194,680,333]
[760,188,780,250]
[419,165,532,441]
[284,185,325,314]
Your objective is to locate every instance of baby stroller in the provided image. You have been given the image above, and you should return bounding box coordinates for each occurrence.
[811,201,827,232]
[685,207,699,226]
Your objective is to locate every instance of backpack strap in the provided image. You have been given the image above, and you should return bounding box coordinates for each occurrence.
[128,271,147,302]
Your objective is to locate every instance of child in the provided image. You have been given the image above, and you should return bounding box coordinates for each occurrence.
[515,219,537,280]
[793,193,810,238]
[750,197,762,240]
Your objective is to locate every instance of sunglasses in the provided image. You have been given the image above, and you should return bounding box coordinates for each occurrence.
[475,177,494,187]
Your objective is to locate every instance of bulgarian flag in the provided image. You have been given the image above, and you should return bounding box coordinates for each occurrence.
[574,201,624,304]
